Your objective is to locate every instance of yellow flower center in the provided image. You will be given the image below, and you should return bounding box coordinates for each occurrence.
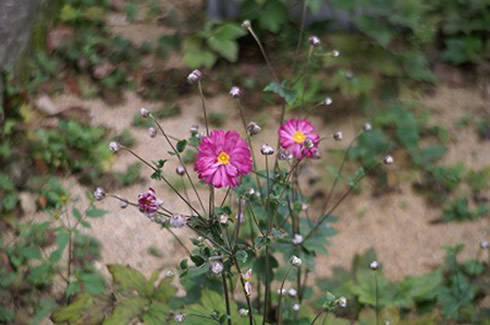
[292,131,306,143]
[217,152,230,165]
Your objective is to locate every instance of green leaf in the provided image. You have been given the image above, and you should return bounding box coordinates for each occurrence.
[50,231,70,263]
[208,37,239,62]
[236,250,248,264]
[154,278,177,302]
[107,264,147,294]
[103,298,148,325]
[142,301,170,325]
[257,0,288,33]
[264,81,298,105]
[52,294,111,325]
[80,273,106,294]
[183,37,217,68]
[86,207,107,217]
[18,245,42,259]
[176,140,187,153]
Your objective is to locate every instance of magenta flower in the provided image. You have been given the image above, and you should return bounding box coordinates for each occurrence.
[195,130,252,188]
[279,119,320,159]
[138,188,163,217]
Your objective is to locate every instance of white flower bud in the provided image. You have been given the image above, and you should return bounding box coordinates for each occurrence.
[292,303,300,311]
[338,296,347,308]
[248,188,255,196]
[211,261,224,275]
[239,308,249,317]
[309,36,320,47]
[333,131,343,141]
[288,288,297,297]
[93,187,106,201]
[325,97,333,106]
[301,203,308,211]
[261,144,274,155]
[229,86,242,98]
[169,214,187,228]
[119,199,128,209]
[187,69,202,84]
[278,148,293,161]
[190,124,199,134]
[147,127,157,138]
[108,141,120,152]
[332,50,340,57]
[291,255,302,267]
[383,155,394,165]
[219,214,229,225]
[241,20,251,30]
[304,137,314,149]
[244,281,252,296]
[363,122,372,132]
[174,313,185,323]
[277,288,287,295]
[247,121,261,135]
[292,234,303,245]
[480,240,489,249]
[140,107,149,117]
[176,165,185,176]
[370,260,379,270]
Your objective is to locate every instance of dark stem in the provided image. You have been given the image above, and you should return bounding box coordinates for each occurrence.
[310,309,326,325]
[248,27,280,83]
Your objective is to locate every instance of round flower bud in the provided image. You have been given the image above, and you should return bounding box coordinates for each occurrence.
[248,188,255,196]
[241,20,251,30]
[325,97,333,106]
[239,309,249,317]
[292,234,303,245]
[261,144,275,156]
[174,313,185,323]
[301,203,308,211]
[247,121,261,136]
[169,214,187,228]
[277,148,293,161]
[338,296,347,308]
[370,260,379,270]
[219,214,229,225]
[291,255,302,267]
[147,127,157,138]
[190,124,199,134]
[288,288,297,297]
[332,50,340,57]
[304,137,314,150]
[292,304,300,312]
[93,187,106,201]
[333,131,343,141]
[140,107,150,117]
[363,122,372,132]
[119,199,128,209]
[176,165,185,176]
[309,36,320,47]
[480,240,489,249]
[187,69,202,84]
[108,141,120,153]
[211,261,224,275]
[229,86,242,98]
[383,155,394,165]
[277,288,286,295]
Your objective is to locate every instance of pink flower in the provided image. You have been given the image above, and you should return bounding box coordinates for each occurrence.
[279,119,320,159]
[138,188,163,217]
[195,130,252,188]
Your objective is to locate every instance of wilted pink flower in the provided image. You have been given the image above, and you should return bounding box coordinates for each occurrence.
[138,188,163,217]
[279,119,320,159]
[195,130,252,188]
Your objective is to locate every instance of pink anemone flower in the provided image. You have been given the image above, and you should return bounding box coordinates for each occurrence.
[195,130,252,188]
[138,188,163,217]
[279,119,320,159]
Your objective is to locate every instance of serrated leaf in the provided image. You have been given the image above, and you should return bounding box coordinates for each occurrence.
[108,264,147,294]
[264,81,297,105]
[154,278,177,302]
[103,298,148,325]
[51,294,111,325]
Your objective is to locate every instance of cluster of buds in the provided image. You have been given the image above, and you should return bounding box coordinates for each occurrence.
[187,69,202,84]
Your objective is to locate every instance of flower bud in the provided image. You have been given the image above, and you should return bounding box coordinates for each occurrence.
[229,86,242,98]
[288,288,297,297]
[169,214,187,228]
[277,148,293,161]
[244,268,252,280]
[248,188,255,196]
[219,214,229,225]
[338,296,347,308]
[325,97,333,106]
[239,309,249,317]
[211,261,224,275]
[301,203,308,211]
[277,288,287,295]
[304,137,314,149]
[291,255,302,267]
[165,270,175,278]
[119,199,128,209]
[174,313,185,323]
[292,304,300,311]
[363,122,372,132]
[244,281,252,296]
[333,131,343,141]
[261,144,274,156]
[108,141,120,152]
[311,151,321,159]
[309,36,320,47]
[187,69,202,84]
[147,127,157,138]
[292,234,303,245]
[332,50,340,57]
[176,165,185,176]
[370,260,379,270]
[247,121,261,135]
[140,107,149,117]
[93,187,106,201]
[241,20,251,30]
[480,240,489,249]
[383,155,394,165]
[190,124,199,134]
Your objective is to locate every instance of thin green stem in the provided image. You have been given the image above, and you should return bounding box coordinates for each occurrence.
[292,0,309,75]
[263,155,272,325]
[375,271,379,325]
[276,265,294,325]
[222,273,232,325]
[197,81,210,136]
[310,309,326,325]
[166,227,191,255]
[247,27,279,83]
